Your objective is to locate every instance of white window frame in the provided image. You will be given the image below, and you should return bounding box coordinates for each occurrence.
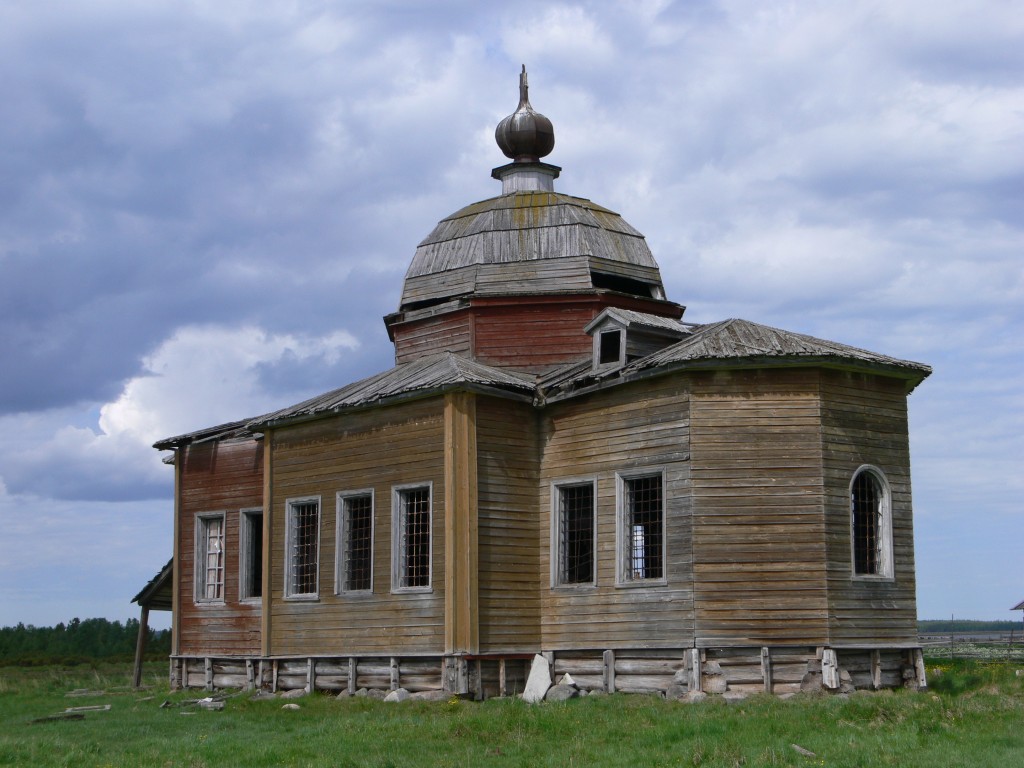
[284,495,321,600]
[849,465,894,580]
[615,468,668,587]
[391,483,433,593]
[194,512,226,604]
[238,508,263,603]
[550,477,598,589]
[336,489,375,595]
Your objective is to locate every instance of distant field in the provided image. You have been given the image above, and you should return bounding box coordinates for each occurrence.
[1,659,1022,767]
[918,619,1022,634]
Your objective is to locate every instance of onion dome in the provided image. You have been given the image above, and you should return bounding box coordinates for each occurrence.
[495,65,555,162]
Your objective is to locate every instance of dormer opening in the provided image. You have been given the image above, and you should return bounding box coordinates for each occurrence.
[599,329,623,365]
[589,270,664,299]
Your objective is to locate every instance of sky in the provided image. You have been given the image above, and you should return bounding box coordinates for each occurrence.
[0,0,1021,629]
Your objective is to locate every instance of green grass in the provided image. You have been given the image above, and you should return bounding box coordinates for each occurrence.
[1,660,1022,767]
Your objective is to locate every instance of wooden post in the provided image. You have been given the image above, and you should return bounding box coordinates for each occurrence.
[444,392,479,655]
[132,606,150,689]
[260,431,274,658]
[272,659,279,692]
[687,649,701,693]
[821,649,839,690]
[171,457,182,658]
[760,647,772,694]
[870,649,882,690]
[603,650,616,693]
[348,657,358,695]
[204,658,213,691]
[390,657,400,691]
[499,659,507,697]
[913,648,927,689]
[307,658,315,694]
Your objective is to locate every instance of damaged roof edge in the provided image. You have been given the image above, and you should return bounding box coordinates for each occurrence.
[152,418,260,451]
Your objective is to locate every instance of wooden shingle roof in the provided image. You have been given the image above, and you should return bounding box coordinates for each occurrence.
[153,418,258,450]
[249,352,536,428]
[629,318,931,379]
[400,192,664,308]
[584,307,692,335]
[131,559,173,611]
[540,317,931,402]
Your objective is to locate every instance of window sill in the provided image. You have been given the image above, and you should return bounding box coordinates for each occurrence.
[391,586,433,595]
[283,594,320,602]
[850,574,895,583]
[615,579,668,589]
[336,589,376,599]
[194,599,225,606]
[551,583,597,592]
[239,597,262,606]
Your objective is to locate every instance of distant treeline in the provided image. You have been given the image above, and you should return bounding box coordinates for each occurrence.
[0,618,171,666]
[919,619,1022,634]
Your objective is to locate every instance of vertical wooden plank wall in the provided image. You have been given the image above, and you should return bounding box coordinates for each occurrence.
[821,371,919,645]
[689,369,829,647]
[538,378,695,650]
[444,391,479,655]
[267,398,446,657]
[177,439,264,656]
[476,397,542,652]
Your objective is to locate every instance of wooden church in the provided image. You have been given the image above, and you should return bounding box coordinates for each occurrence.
[152,70,931,698]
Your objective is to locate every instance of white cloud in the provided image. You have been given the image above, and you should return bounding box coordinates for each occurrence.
[501,5,616,70]
[0,324,360,501]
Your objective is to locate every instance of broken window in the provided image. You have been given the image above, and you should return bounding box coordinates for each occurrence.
[285,497,320,598]
[851,467,893,578]
[619,472,665,583]
[195,514,225,602]
[339,491,374,592]
[239,509,263,601]
[554,481,596,586]
[394,485,431,590]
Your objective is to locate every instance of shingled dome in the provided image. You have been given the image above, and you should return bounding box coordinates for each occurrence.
[399,193,667,310]
[398,68,666,313]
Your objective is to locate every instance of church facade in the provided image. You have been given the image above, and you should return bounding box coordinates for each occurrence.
[154,71,930,697]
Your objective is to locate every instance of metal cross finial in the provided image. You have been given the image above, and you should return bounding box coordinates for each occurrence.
[519,64,529,106]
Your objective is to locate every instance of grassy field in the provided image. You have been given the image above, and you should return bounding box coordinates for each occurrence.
[1,659,1022,767]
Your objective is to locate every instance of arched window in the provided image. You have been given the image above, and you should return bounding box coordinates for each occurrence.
[850,466,893,578]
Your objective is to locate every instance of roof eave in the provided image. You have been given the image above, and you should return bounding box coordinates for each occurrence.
[542,355,932,404]
[248,381,535,432]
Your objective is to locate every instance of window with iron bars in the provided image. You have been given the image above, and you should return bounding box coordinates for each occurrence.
[286,498,320,598]
[554,481,596,586]
[619,472,665,583]
[195,514,225,602]
[850,466,892,578]
[394,485,431,590]
[338,491,373,593]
